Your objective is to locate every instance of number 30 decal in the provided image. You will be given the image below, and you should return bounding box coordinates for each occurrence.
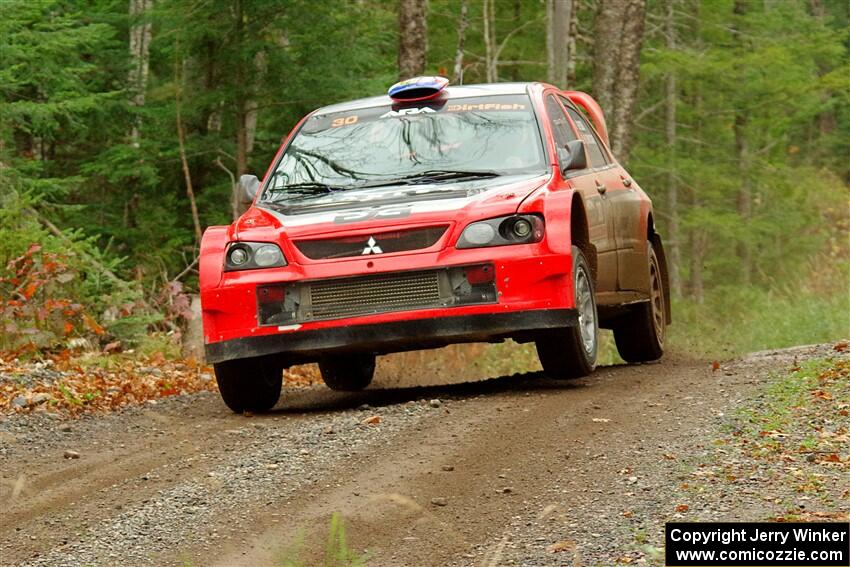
[331,115,359,127]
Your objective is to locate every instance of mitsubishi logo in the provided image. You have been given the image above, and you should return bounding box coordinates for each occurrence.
[362,236,383,255]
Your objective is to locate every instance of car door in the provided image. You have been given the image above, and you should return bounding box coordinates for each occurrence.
[544,95,617,293]
[561,100,638,292]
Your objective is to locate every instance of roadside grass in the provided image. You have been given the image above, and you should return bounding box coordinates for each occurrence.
[178,513,368,567]
[617,354,849,565]
[679,355,850,522]
[276,512,368,567]
[668,287,849,359]
[472,285,849,374]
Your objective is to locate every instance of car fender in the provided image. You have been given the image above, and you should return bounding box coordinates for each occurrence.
[516,172,580,258]
[199,226,228,292]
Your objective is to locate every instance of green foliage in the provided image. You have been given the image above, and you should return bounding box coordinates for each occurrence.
[276,512,368,567]
[670,286,849,359]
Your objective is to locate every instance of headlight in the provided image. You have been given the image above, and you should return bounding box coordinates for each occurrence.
[457,215,544,249]
[224,242,287,271]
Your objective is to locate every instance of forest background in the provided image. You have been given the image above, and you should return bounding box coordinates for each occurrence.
[1,0,847,362]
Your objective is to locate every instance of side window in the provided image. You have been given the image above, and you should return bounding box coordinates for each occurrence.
[544,95,583,172]
[545,95,578,148]
[563,104,608,167]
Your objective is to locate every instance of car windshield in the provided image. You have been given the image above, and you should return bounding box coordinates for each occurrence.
[260,94,545,205]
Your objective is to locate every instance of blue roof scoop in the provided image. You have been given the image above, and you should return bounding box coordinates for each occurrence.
[388,76,449,101]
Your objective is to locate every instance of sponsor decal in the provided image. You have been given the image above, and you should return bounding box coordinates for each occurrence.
[334,206,412,224]
[380,107,437,118]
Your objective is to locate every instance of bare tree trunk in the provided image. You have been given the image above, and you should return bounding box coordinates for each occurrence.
[664,0,681,296]
[510,0,522,80]
[482,0,497,82]
[232,0,250,219]
[398,0,428,79]
[244,51,267,158]
[175,60,203,247]
[235,98,248,217]
[609,0,646,163]
[546,0,572,88]
[567,1,579,84]
[690,229,706,304]
[809,0,836,138]
[452,0,469,83]
[733,112,752,284]
[214,158,239,221]
[128,0,153,147]
[546,0,555,84]
[592,0,623,117]
[732,0,752,284]
[592,0,647,164]
[688,1,705,303]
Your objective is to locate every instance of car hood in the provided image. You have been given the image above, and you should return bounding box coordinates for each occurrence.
[233,172,550,241]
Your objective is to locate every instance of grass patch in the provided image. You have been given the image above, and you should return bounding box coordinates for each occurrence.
[669,287,849,359]
[276,513,368,567]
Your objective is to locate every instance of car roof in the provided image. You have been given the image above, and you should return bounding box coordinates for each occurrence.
[315,82,540,115]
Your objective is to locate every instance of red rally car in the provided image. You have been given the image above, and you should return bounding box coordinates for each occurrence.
[200,77,671,413]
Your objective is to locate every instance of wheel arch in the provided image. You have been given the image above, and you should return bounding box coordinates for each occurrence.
[570,192,598,285]
[647,213,672,325]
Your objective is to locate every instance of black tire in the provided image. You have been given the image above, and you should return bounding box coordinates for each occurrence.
[213,355,283,413]
[319,354,376,391]
[613,242,666,363]
[536,245,598,379]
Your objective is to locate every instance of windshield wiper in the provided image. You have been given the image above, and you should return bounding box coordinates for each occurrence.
[356,169,502,189]
[264,182,339,199]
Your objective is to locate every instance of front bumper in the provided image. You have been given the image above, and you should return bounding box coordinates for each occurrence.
[202,244,576,364]
[205,308,577,364]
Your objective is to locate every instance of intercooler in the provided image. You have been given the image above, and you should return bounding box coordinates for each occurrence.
[257,264,497,326]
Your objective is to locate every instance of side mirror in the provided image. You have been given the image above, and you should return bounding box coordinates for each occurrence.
[238,174,260,205]
[561,140,588,173]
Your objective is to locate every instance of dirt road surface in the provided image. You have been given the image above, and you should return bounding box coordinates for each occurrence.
[0,344,840,566]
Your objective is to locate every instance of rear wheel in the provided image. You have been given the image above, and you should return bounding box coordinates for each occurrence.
[214,355,284,413]
[319,354,376,391]
[613,242,666,362]
[536,245,598,379]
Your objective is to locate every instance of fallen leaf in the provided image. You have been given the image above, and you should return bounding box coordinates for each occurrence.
[760,430,788,439]
[711,361,720,371]
[363,415,381,425]
[546,540,576,553]
[812,390,832,401]
[82,313,105,335]
[834,341,849,352]
[675,504,689,513]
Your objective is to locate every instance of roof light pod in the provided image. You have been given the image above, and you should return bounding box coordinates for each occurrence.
[388,76,449,102]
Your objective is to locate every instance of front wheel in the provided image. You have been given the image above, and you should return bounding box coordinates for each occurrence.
[319,354,376,391]
[613,241,666,363]
[536,245,598,379]
[213,355,283,413]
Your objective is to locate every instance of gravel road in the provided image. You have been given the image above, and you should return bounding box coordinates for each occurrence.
[0,343,843,566]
